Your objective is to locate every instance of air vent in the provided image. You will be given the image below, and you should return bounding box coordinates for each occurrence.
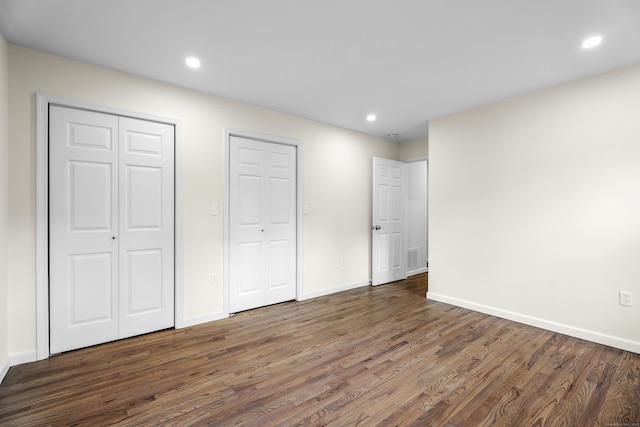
[408,248,418,270]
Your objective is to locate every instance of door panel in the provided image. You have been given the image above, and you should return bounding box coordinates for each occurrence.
[126,249,163,314]
[126,166,164,229]
[125,130,164,156]
[69,252,114,324]
[372,157,407,286]
[377,234,389,270]
[238,242,263,294]
[50,106,119,354]
[378,184,389,221]
[238,174,263,225]
[267,240,290,289]
[230,137,266,312]
[392,232,403,268]
[69,161,113,231]
[268,177,290,224]
[264,143,296,305]
[234,240,264,312]
[118,117,174,339]
[230,136,296,312]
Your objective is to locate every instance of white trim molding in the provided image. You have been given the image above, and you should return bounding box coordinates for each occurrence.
[9,350,37,367]
[300,280,370,301]
[36,93,184,359]
[408,267,429,276]
[427,291,640,354]
[0,357,9,384]
[180,311,229,329]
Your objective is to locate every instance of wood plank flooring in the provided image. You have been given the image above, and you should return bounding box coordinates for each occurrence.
[1,273,639,426]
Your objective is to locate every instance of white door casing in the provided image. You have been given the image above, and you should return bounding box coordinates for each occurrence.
[372,157,407,286]
[49,106,175,354]
[229,135,297,312]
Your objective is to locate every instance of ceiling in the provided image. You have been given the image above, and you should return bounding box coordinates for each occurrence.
[1,0,640,142]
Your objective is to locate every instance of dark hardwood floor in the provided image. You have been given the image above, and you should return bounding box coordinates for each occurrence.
[1,273,639,426]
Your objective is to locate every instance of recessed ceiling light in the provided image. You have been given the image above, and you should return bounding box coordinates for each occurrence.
[186,57,201,68]
[582,36,603,49]
[366,114,376,122]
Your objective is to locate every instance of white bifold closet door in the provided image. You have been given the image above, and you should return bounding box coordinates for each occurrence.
[229,136,297,313]
[49,106,175,354]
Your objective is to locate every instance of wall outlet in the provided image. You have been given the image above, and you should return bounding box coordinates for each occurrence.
[619,291,633,307]
[211,273,218,287]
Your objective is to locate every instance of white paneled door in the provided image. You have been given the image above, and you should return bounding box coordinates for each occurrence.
[229,136,297,313]
[49,106,174,354]
[372,157,407,286]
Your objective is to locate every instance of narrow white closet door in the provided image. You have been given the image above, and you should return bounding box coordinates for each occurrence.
[263,142,296,306]
[230,136,267,312]
[49,106,119,353]
[118,117,175,338]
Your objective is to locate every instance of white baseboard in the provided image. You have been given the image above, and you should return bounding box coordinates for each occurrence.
[0,356,9,384]
[299,280,370,301]
[10,349,38,367]
[427,292,640,354]
[178,311,228,329]
[408,267,428,276]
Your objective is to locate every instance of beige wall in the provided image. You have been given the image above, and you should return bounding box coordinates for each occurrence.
[7,45,398,357]
[0,33,9,377]
[429,62,640,353]
[399,135,428,161]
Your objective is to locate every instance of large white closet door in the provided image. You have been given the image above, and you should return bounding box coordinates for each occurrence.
[229,136,296,313]
[118,117,175,338]
[50,106,174,354]
[50,107,120,353]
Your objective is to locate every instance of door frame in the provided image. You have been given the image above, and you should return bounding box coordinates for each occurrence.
[35,93,184,360]
[223,129,303,315]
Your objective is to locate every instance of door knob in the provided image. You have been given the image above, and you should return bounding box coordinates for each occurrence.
[372,225,381,230]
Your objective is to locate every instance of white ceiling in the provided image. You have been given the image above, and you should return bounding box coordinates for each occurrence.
[1,0,640,142]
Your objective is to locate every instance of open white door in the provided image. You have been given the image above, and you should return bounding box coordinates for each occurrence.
[372,157,407,286]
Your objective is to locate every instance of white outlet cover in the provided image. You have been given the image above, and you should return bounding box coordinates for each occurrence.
[619,291,633,307]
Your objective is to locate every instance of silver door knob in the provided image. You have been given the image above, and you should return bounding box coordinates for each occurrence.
[372,225,381,230]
